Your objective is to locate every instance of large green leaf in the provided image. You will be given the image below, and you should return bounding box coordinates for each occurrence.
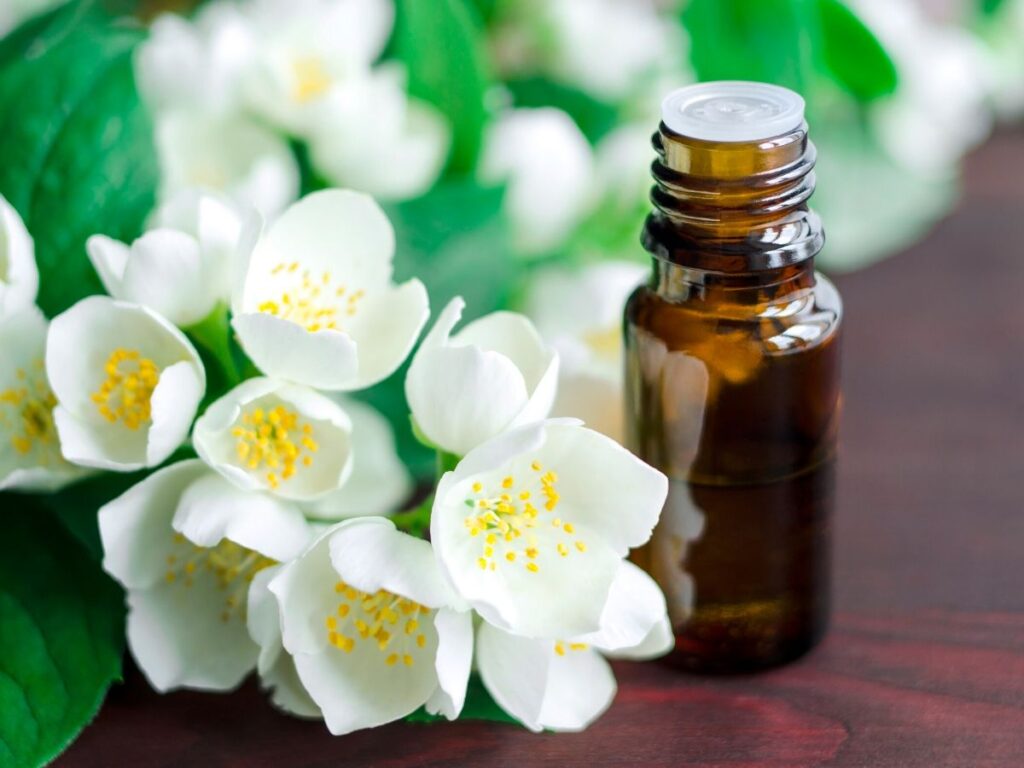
[681,0,896,104]
[358,181,517,479]
[0,3,158,317]
[389,0,491,175]
[979,0,1011,15]
[683,0,815,92]
[815,0,897,102]
[0,500,125,767]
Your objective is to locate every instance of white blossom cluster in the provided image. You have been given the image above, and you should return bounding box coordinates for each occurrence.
[136,0,451,219]
[0,185,671,734]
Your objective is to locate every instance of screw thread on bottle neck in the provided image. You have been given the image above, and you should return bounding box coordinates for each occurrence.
[643,122,825,273]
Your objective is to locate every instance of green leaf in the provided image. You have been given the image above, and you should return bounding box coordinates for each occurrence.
[357,181,518,479]
[681,0,897,104]
[682,0,815,92]
[39,470,149,560]
[505,76,620,144]
[815,0,897,102]
[406,674,518,725]
[0,499,125,767]
[979,0,1010,15]
[0,4,158,317]
[389,0,491,175]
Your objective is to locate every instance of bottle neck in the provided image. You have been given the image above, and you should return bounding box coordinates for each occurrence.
[643,122,825,273]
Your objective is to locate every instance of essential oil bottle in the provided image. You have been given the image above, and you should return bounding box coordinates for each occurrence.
[625,82,842,673]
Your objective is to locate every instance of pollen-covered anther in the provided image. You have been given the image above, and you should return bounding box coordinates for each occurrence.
[291,56,331,103]
[0,360,57,458]
[232,404,318,488]
[462,459,587,574]
[325,581,430,667]
[259,265,367,333]
[90,348,160,429]
[163,537,275,622]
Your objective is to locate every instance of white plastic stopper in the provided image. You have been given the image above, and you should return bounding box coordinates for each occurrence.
[661,81,806,142]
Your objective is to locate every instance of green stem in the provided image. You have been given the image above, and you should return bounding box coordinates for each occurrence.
[391,494,434,538]
[185,304,241,386]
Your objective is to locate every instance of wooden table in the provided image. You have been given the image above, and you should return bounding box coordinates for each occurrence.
[57,133,1024,767]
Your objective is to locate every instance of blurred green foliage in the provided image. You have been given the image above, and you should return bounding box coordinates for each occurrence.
[683,0,897,107]
[389,0,492,175]
[0,501,125,768]
[0,1,157,317]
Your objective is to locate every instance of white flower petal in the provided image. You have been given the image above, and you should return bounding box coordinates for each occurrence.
[440,417,579,481]
[54,406,149,471]
[268,528,338,657]
[293,629,439,735]
[173,473,312,562]
[424,607,473,720]
[406,298,557,455]
[193,377,353,501]
[454,311,554,394]
[309,74,449,201]
[343,278,429,389]
[46,297,205,470]
[432,505,619,637]
[575,560,669,654]
[272,518,469,734]
[327,518,456,610]
[85,234,130,297]
[477,622,617,733]
[120,229,209,326]
[432,420,663,638]
[606,616,674,661]
[232,313,359,391]
[538,423,667,555]
[303,396,411,520]
[146,360,205,467]
[407,344,529,457]
[127,576,258,692]
[234,190,425,390]
[0,194,38,316]
[156,110,299,220]
[247,565,321,718]
[536,644,616,732]
[240,189,395,304]
[478,108,594,255]
[475,622,550,732]
[0,306,83,491]
[99,460,209,590]
[263,651,323,719]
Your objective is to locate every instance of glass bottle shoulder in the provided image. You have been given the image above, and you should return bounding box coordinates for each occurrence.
[625,270,842,358]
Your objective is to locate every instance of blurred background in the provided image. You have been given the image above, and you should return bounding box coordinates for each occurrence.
[0,0,1019,477]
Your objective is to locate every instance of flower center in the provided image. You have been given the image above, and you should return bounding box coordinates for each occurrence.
[258,262,365,333]
[463,461,588,575]
[91,348,160,429]
[232,404,319,490]
[554,641,589,657]
[164,534,276,622]
[0,359,57,458]
[325,580,432,668]
[292,56,332,104]
[583,324,621,363]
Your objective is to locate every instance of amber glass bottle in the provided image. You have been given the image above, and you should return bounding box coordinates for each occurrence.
[625,82,842,673]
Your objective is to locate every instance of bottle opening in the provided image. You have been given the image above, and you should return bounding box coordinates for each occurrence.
[661,81,806,143]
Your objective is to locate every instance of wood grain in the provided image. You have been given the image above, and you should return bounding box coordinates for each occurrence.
[56,133,1024,767]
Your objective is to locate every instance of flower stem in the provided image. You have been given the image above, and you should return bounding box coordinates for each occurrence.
[186,304,241,385]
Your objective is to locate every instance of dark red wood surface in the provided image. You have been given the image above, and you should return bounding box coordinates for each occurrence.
[57,133,1024,767]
